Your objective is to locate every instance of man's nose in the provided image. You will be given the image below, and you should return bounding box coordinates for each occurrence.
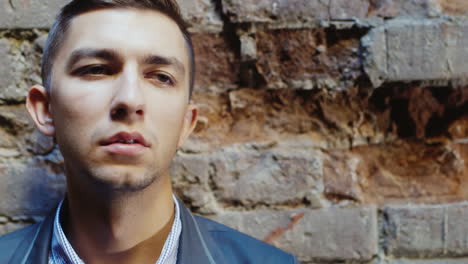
[110,68,145,122]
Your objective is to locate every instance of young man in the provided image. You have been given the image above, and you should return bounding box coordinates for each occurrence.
[0,0,297,263]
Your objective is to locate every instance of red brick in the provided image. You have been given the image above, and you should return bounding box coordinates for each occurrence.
[436,0,468,16]
[353,142,465,204]
[256,29,361,89]
[192,33,239,91]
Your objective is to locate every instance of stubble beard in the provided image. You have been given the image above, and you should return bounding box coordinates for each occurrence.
[67,161,162,197]
[92,164,161,193]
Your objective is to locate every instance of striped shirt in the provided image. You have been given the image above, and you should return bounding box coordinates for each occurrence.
[49,196,182,264]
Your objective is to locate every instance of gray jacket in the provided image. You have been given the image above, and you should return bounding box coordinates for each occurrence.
[0,199,298,264]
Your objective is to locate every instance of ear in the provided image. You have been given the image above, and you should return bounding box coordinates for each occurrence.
[177,103,198,148]
[26,85,55,137]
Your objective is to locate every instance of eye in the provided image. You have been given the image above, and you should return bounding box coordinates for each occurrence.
[146,72,175,86]
[73,65,112,76]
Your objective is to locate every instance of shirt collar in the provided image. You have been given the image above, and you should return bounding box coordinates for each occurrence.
[49,195,182,264]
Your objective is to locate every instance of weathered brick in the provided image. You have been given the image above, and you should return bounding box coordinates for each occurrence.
[256,28,361,90]
[445,203,468,255]
[330,0,370,20]
[256,29,325,89]
[222,0,329,24]
[324,151,364,202]
[384,202,468,258]
[331,0,443,19]
[341,141,464,204]
[449,119,468,141]
[171,152,220,214]
[369,85,468,140]
[240,34,257,61]
[179,0,223,33]
[369,0,441,18]
[0,105,33,132]
[0,162,66,217]
[172,153,211,185]
[389,259,468,264]
[33,32,48,51]
[384,205,445,257]
[222,0,442,25]
[385,19,461,81]
[25,128,55,155]
[213,206,378,262]
[363,19,468,87]
[1,0,447,30]
[0,105,53,155]
[173,145,323,207]
[190,85,400,152]
[436,0,468,16]
[0,0,66,28]
[192,33,239,92]
[212,146,323,206]
[361,26,387,87]
[0,39,36,102]
[0,0,221,31]
[0,128,17,151]
[330,0,443,19]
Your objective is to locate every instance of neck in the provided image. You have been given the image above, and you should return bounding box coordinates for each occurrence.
[64,173,175,264]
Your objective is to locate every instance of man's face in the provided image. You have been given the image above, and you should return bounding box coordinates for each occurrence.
[33,8,196,191]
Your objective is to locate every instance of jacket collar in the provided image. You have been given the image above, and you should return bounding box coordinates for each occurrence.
[9,209,54,264]
[176,198,226,264]
[9,199,225,264]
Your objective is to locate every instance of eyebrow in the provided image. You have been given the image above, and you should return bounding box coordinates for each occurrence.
[143,55,186,75]
[66,48,121,71]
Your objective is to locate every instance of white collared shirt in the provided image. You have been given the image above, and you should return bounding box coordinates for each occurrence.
[49,196,182,264]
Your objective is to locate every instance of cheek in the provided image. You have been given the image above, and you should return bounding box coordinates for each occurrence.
[148,96,186,139]
[53,82,109,118]
[51,84,109,138]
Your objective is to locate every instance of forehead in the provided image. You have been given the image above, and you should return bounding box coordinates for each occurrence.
[58,8,188,65]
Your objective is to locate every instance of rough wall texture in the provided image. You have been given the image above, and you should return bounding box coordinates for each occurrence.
[0,0,467,263]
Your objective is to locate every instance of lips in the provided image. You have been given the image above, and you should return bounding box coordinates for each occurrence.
[100,132,151,147]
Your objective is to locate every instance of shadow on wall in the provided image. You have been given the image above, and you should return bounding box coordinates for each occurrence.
[370,84,468,140]
[0,150,66,234]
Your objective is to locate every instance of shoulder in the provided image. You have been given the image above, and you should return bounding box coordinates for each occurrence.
[194,215,298,264]
[0,223,40,262]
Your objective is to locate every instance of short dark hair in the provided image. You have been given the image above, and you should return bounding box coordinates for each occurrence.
[42,0,195,97]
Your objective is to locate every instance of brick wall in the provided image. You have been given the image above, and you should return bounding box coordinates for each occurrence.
[0,0,467,263]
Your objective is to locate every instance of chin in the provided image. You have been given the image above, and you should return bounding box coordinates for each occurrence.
[88,166,160,193]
